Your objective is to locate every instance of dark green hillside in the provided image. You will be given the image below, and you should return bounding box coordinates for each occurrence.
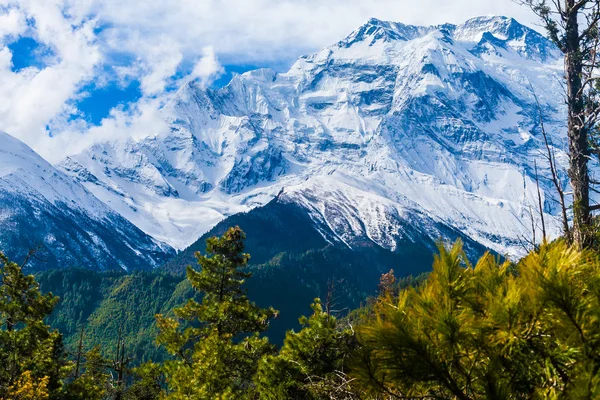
[36,198,488,359]
[36,268,195,362]
[162,198,487,343]
[162,198,331,273]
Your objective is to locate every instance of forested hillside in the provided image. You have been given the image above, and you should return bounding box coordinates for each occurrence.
[163,198,488,343]
[5,227,600,399]
[38,197,479,354]
[36,269,195,362]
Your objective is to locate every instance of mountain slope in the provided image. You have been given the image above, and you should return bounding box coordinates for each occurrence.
[61,16,569,258]
[162,193,488,342]
[35,194,487,358]
[37,268,194,362]
[0,131,175,271]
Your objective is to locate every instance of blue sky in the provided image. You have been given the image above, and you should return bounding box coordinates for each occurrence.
[4,24,294,128]
[8,37,51,71]
[8,37,286,125]
[0,0,536,161]
[73,64,277,125]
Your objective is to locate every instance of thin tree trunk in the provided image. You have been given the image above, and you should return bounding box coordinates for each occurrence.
[74,325,85,379]
[531,82,571,240]
[565,0,591,248]
[534,160,547,241]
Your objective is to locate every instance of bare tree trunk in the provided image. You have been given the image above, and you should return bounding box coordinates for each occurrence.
[521,0,599,248]
[533,86,571,240]
[112,327,131,400]
[564,2,591,248]
[74,325,85,379]
[534,161,547,241]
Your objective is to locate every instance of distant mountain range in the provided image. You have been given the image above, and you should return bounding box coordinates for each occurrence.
[59,16,567,262]
[1,16,574,275]
[0,131,174,271]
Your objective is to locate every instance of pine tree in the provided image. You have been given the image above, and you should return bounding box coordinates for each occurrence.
[0,252,66,399]
[5,371,50,400]
[123,362,163,400]
[255,298,357,400]
[156,227,276,399]
[353,239,600,399]
[62,345,109,400]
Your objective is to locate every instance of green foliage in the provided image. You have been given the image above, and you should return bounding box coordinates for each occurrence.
[123,362,163,400]
[7,225,600,399]
[38,200,465,354]
[344,271,429,329]
[354,239,600,399]
[255,298,357,400]
[162,200,465,344]
[0,252,67,399]
[62,346,109,400]
[37,269,195,363]
[156,227,276,399]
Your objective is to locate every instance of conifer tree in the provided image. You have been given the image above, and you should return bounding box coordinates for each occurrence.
[5,371,50,400]
[123,362,163,400]
[353,240,600,399]
[255,298,357,400]
[0,252,66,399]
[156,226,276,399]
[62,345,109,400]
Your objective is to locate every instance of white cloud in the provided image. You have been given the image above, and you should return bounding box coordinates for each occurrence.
[0,0,542,162]
[0,0,101,155]
[190,46,224,87]
[87,0,538,63]
[0,8,26,41]
[0,47,12,70]
[38,96,170,161]
[138,38,183,96]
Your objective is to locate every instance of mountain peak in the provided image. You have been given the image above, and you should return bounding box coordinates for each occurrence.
[456,15,533,42]
[455,15,558,60]
[58,14,566,258]
[0,130,34,155]
[0,131,52,179]
[338,18,427,48]
[335,15,552,58]
[0,130,175,271]
[462,15,512,26]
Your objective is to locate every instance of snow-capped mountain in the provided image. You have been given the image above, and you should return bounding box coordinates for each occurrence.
[60,16,571,258]
[0,131,175,271]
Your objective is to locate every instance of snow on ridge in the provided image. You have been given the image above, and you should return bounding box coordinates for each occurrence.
[56,16,572,257]
[0,130,52,179]
[0,130,174,271]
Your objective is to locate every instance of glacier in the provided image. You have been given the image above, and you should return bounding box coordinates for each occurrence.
[59,16,577,259]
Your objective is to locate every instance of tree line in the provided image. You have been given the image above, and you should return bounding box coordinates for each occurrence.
[2,225,600,399]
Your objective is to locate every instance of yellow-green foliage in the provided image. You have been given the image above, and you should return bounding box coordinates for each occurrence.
[0,252,67,399]
[4,371,50,400]
[354,239,600,399]
[255,299,357,400]
[62,346,108,400]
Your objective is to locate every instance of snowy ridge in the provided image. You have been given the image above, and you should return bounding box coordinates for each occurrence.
[0,131,174,271]
[60,16,573,258]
